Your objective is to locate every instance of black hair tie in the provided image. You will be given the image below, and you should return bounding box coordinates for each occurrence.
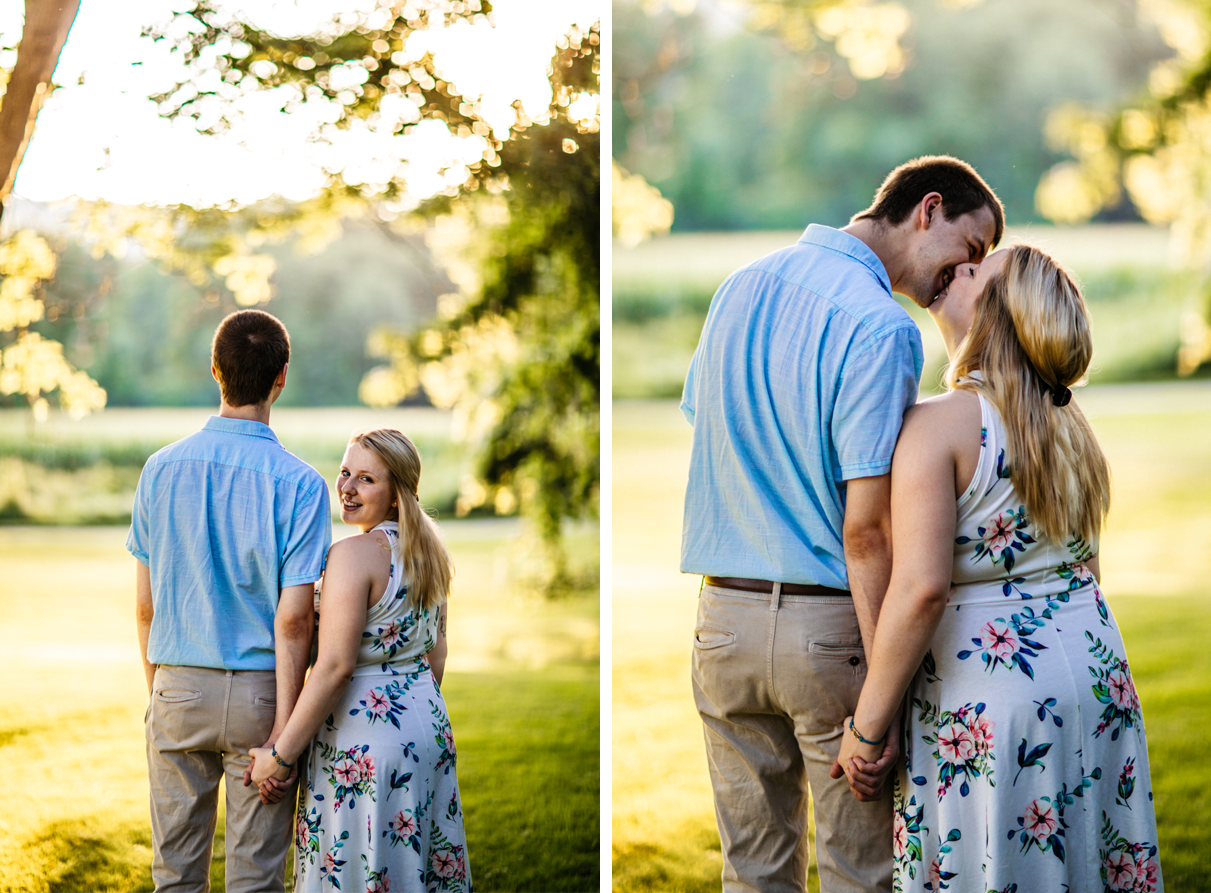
[1051,385,1072,407]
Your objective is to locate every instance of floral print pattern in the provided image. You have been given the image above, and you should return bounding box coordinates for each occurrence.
[296,520,470,893]
[894,393,1161,892]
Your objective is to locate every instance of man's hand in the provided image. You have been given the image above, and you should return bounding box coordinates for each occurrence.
[829,713,901,801]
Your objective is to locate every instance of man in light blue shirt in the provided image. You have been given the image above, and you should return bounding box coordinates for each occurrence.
[684,157,1003,893]
[131,310,330,893]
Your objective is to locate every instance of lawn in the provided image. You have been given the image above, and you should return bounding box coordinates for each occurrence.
[0,519,599,893]
[612,386,1211,892]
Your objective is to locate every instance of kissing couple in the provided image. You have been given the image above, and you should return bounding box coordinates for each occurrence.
[682,156,1163,892]
[132,310,470,892]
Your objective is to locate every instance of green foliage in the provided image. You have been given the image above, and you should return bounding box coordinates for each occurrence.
[613,0,1169,230]
[134,4,600,588]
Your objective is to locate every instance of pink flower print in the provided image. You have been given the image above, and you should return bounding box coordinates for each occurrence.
[982,511,1019,559]
[1136,855,1159,892]
[391,810,417,838]
[1107,669,1136,711]
[1104,850,1138,890]
[333,757,360,788]
[441,726,456,754]
[980,621,1018,661]
[324,850,338,872]
[927,856,944,888]
[365,687,390,719]
[971,715,995,754]
[1022,798,1058,842]
[936,722,976,765]
[380,620,405,649]
[356,752,376,784]
[893,810,907,857]
[295,812,308,846]
[432,848,458,878]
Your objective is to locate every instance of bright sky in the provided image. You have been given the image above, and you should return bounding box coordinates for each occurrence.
[6,0,599,208]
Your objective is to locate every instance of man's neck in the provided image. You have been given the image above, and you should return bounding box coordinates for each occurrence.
[840,218,906,292]
[218,400,272,425]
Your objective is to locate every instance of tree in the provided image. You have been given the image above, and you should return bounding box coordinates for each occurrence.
[0,0,106,422]
[142,2,600,590]
[1033,0,1211,374]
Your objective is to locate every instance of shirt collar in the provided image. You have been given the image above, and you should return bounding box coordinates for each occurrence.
[798,224,892,296]
[203,415,282,444]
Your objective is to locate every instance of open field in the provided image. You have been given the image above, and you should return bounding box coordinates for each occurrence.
[612,384,1211,892]
[0,407,469,524]
[613,224,1202,398]
[0,519,599,893]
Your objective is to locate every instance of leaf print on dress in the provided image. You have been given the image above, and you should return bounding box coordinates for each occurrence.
[957,607,1048,679]
[1098,811,1159,892]
[1007,769,1101,864]
[364,613,418,666]
[1086,633,1142,741]
[431,700,457,775]
[424,826,470,892]
[956,506,1035,572]
[321,830,350,888]
[360,855,391,893]
[914,699,995,800]
[297,805,323,869]
[924,829,962,891]
[318,742,378,811]
[892,789,925,893]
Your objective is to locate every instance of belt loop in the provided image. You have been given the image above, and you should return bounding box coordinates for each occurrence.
[770,581,781,612]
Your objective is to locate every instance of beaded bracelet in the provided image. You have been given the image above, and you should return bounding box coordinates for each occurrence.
[271,744,295,768]
[848,716,887,746]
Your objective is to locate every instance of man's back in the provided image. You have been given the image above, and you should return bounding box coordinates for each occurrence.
[128,415,330,670]
[680,224,923,588]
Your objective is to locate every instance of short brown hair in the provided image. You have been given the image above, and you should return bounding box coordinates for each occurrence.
[853,155,1005,247]
[211,310,291,406]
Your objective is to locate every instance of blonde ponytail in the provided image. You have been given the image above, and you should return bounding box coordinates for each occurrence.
[351,428,453,611]
[946,245,1110,544]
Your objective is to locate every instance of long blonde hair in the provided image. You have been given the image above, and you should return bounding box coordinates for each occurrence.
[946,245,1110,544]
[351,428,453,611]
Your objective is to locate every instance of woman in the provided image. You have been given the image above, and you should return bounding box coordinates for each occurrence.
[837,245,1161,892]
[249,428,471,893]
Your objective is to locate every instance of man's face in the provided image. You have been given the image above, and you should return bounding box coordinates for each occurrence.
[900,205,997,309]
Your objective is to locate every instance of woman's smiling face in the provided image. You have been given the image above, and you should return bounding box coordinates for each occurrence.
[336,441,397,532]
[928,247,1009,357]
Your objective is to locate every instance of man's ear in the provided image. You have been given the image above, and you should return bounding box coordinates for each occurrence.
[211,363,220,383]
[918,192,944,230]
[276,362,289,389]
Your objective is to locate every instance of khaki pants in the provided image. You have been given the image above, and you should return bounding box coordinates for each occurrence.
[692,583,894,893]
[145,665,295,893]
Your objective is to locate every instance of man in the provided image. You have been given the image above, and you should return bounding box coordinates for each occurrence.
[682,156,1004,893]
[130,309,331,893]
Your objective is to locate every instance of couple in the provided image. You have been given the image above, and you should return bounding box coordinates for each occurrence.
[130,310,471,893]
[683,156,1162,892]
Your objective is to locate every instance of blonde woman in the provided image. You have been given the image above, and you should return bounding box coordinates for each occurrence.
[836,246,1161,891]
[249,428,470,892]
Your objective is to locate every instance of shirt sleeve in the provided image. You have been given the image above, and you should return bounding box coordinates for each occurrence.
[126,462,153,564]
[680,347,699,425]
[280,474,332,588]
[831,325,922,481]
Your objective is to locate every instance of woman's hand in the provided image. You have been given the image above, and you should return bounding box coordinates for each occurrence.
[248,746,291,787]
[832,715,889,800]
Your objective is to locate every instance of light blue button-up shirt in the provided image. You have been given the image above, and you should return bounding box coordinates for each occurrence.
[128,416,331,670]
[680,224,923,589]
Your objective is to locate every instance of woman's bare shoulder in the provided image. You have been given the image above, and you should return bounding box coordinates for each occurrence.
[901,389,982,443]
[327,529,393,567]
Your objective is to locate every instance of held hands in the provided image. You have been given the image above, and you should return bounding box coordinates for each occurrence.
[830,714,900,802]
[243,744,296,805]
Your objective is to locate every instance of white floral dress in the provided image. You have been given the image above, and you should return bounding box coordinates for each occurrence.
[295,521,470,893]
[893,393,1161,893]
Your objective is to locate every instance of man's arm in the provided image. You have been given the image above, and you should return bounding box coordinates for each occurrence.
[271,583,316,743]
[842,473,893,661]
[136,560,156,695]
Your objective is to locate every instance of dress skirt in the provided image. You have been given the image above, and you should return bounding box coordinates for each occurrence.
[294,662,471,893]
[893,584,1160,893]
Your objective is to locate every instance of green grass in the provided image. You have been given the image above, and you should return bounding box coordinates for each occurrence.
[0,523,599,893]
[612,393,1211,892]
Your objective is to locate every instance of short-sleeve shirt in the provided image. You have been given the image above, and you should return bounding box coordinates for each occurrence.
[680,224,923,589]
[127,415,332,671]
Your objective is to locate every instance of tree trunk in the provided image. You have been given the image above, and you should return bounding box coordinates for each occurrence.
[0,0,81,219]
